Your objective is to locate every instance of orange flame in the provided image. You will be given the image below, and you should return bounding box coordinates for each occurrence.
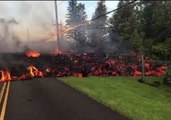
[27,65,44,78]
[46,68,52,73]
[0,70,11,82]
[26,51,41,57]
[54,48,62,55]
[45,23,84,42]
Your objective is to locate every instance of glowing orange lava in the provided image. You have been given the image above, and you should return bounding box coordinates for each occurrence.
[0,70,11,82]
[27,65,44,78]
[26,51,41,57]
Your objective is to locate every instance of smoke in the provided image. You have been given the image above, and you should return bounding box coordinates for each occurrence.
[0,18,24,53]
[17,1,57,53]
[73,24,132,54]
[0,1,131,55]
[0,2,59,53]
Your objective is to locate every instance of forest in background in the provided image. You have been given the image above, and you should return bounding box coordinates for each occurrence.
[65,0,171,60]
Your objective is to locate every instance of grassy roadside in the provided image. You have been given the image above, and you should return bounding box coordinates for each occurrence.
[59,76,171,120]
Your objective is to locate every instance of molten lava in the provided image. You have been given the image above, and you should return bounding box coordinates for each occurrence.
[0,70,11,82]
[27,65,44,78]
[26,51,41,57]
[0,53,169,83]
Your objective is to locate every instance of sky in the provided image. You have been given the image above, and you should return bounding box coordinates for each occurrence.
[0,1,119,41]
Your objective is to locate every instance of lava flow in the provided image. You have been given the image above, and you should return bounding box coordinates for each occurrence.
[26,50,41,57]
[0,51,169,83]
[0,70,11,82]
[0,65,44,82]
[27,65,44,78]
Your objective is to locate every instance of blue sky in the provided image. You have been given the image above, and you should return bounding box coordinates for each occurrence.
[0,1,119,41]
[58,1,118,23]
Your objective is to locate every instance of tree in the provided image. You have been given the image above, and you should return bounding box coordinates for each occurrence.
[109,0,143,52]
[89,0,108,53]
[75,3,87,52]
[109,0,171,60]
[66,0,87,52]
[141,1,171,60]
[66,0,78,42]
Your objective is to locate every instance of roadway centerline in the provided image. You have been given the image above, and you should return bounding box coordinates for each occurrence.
[0,82,7,104]
[0,82,10,120]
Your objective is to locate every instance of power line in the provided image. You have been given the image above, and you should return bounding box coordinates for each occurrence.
[65,0,137,32]
[67,0,137,28]
[89,0,137,22]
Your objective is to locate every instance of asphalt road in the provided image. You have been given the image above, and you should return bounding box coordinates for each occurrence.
[0,78,127,120]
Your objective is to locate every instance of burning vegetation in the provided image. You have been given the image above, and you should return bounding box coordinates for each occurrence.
[0,50,168,82]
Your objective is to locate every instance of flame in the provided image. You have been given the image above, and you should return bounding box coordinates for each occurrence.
[45,23,84,42]
[0,70,11,82]
[46,68,51,73]
[64,24,81,33]
[27,65,44,78]
[54,48,62,55]
[46,33,58,42]
[26,51,41,57]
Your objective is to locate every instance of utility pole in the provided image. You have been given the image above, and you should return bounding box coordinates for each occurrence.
[27,26,31,48]
[52,1,60,78]
[139,47,145,82]
[27,27,29,41]
[54,0,60,49]
[141,52,145,81]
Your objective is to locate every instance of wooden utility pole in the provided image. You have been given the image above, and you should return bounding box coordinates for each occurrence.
[27,27,29,41]
[141,52,145,81]
[54,0,60,49]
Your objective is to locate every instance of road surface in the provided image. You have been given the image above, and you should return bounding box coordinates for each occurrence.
[0,78,127,120]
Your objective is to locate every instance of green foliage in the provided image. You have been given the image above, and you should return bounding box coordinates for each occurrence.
[152,42,171,59]
[130,30,143,52]
[109,0,145,52]
[92,0,107,28]
[167,65,171,75]
[109,0,171,60]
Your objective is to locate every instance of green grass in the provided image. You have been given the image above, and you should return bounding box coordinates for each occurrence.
[59,76,171,120]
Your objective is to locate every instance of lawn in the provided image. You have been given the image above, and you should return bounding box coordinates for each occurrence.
[59,76,171,120]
